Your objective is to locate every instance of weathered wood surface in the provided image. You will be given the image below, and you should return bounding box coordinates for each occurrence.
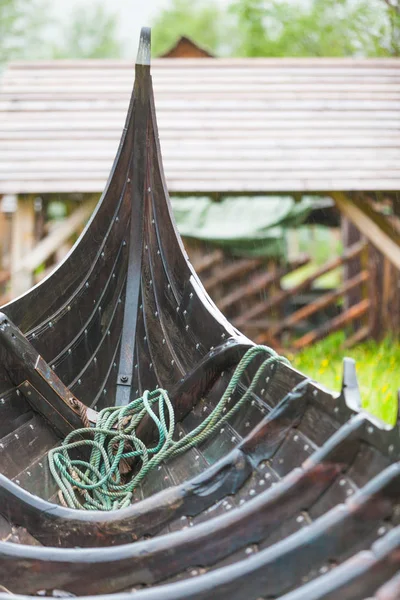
[2,57,400,194]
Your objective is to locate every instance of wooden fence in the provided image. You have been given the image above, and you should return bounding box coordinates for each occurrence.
[1,195,399,352]
[190,239,376,352]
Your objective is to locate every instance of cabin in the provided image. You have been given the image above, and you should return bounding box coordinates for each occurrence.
[0,56,399,350]
[160,35,214,58]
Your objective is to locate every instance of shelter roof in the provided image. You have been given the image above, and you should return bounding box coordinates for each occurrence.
[1,58,399,195]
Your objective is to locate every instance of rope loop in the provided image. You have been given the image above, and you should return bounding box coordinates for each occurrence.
[49,345,290,510]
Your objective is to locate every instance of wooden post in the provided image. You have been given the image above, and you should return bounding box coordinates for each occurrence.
[10,195,36,298]
[341,215,362,313]
[0,209,7,269]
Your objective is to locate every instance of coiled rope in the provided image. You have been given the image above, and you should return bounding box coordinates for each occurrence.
[48,345,290,511]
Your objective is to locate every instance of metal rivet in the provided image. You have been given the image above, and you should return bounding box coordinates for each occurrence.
[78,379,81,385]
[67,305,71,311]
[85,282,89,288]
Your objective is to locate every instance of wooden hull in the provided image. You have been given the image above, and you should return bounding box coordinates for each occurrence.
[0,28,399,599]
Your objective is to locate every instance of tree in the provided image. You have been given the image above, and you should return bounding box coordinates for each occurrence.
[0,0,123,64]
[51,3,123,59]
[0,0,49,63]
[151,0,230,57]
[381,0,400,54]
[229,0,391,57]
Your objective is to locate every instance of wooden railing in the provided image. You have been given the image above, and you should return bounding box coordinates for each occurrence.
[190,238,375,352]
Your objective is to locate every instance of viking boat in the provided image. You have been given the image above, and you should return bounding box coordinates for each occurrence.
[0,27,399,599]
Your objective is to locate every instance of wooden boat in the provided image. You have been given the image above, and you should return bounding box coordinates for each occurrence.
[0,27,399,599]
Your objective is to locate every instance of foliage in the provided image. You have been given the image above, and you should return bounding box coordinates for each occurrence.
[291,332,400,425]
[51,3,123,59]
[150,0,400,57]
[0,0,123,64]
[229,0,391,57]
[151,0,230,57]
[0,0,49,63]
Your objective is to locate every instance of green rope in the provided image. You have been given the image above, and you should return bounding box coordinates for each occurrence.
[48,345,290,511]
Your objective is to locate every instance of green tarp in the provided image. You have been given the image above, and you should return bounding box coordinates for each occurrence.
[171,196,315,258]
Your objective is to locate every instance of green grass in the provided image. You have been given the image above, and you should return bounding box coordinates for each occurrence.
[289,332,400,426]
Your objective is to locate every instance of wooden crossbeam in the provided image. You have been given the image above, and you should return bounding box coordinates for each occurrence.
[219,255,309,313]
[203,257,262,292]
[293,298,370,350]
[268,270,369,337]
[331,191,400,271]
[13,198,97,278]
[234,240,366,328]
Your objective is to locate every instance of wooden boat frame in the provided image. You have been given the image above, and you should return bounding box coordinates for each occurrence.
[0,27,399,600]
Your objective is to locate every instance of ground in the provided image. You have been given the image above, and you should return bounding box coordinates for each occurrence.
[291,332,399,425]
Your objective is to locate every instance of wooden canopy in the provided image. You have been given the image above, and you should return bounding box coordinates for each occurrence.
[0,57,400,195]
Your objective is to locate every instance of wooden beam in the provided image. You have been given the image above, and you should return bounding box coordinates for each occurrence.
[268,270,369,336]
[13,198,96,277]
[10,196,35,298]
[331,191,400,270]
[234,240,366,327]
[218,254,309,313]
[293,298,370,350]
